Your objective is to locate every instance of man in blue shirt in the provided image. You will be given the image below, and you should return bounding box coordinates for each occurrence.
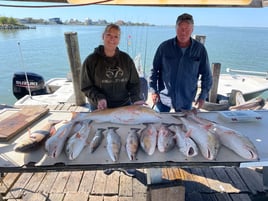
[149,13,212,112]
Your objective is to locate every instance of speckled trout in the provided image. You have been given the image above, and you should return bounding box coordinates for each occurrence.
[89,128,105,153]
[71,105,162,125]
[106,127,121,162]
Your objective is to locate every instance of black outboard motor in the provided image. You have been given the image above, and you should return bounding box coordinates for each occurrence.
[12,72,47,100]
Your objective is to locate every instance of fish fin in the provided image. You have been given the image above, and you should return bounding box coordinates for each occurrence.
[50,126,56,136]
[58,129,66,138]
[185,130,192,138]
[27,128,32,137]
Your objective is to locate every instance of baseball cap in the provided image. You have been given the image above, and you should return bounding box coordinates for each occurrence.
[176,13,194,25]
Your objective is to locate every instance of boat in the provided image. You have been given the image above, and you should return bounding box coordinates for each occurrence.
[217,68,268,101]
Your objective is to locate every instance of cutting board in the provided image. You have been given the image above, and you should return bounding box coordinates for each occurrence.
[0,106,49,141]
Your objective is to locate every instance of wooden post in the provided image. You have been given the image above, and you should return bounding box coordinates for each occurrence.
[193,35,206,44]
[64,32,86,106]
[209,63,221,103]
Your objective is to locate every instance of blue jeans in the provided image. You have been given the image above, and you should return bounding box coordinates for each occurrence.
[153,101,171,112]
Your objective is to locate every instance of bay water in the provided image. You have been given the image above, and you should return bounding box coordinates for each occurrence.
[1,25,268,105]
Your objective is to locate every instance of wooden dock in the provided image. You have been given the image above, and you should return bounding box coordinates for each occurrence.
[0,103,267,201]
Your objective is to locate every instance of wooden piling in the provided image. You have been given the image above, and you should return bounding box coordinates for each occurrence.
[64,32,86,106]
[209,63,221,103]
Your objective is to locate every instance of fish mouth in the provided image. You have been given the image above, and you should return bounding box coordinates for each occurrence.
[188,147,195,156]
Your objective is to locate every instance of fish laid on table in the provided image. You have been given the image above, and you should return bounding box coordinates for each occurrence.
[70,105,162,125]
[89,128,105,153]
[106,127,121,162]
[65,120,92,160]
[157,124,176,153]
[173,124,198,157]
[126,128,140,160]
[45,120,82,158]
[188,114,259,160]
[178,116,220,160]
[14,120,61,153]
[140,123,158,156]
[210,124,259,160]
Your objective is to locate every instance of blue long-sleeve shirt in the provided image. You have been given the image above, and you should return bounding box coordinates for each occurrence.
[149,37,212,111]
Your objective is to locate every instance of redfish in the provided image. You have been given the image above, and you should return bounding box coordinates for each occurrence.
[140,123,158,156]
[65,120,92,160]
[71,105,162,125]
[45,120,82,158]
[126,128,140,160]
[157,124,176,153]
[173,124,198,157]
[14,120,61,153]
[187,114,258,160]
[178,116,220,160]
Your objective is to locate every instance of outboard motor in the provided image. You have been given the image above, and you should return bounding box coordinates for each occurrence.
[12,72,47,100]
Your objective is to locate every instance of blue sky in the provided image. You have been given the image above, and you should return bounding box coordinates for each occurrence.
[0,2,268,27]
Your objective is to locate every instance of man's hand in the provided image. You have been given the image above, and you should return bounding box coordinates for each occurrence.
[97,99,107,110]
[151,93,159,105]
[195,99,205,109]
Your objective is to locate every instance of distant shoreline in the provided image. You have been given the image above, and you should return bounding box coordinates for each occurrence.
[0,24,36,30]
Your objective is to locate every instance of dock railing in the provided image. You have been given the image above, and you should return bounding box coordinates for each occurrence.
[226,68,268,79]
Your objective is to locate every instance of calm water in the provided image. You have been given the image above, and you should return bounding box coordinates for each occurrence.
[1,25,268,105]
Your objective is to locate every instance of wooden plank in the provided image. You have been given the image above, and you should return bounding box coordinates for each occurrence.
[224,167,249,192]
[37,172,59,193]
[63,192,89,201]
[185,192,203,201]
[213,192,232,201]
[212,167,240,193]
[24,172,46,193]
[91,170,107,195]
[47,193,65,201]
[0,173,21,194]
[118,197,132,201]
[78,171,96,192]
[229,193,252,201]
[64,171,83,192]
[50,171,71,193]
[236,167,265,194]
[180,168,198,194]
[148,185,185,201]
[103,195,119,201]
[201,193,218,201]
[132,169,147,201]
[22,192,47,201]
[0,106,49,141]
[4,172,33,199]
[119,173,132,197]
[189,167,213,193]
[88,195,104,201]
[202,167,227,192]
[105,170,120,195]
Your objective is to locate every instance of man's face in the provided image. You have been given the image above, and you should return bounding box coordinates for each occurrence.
[176,21,193,44]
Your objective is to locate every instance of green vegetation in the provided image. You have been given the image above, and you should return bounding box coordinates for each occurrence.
[0,16,20,25]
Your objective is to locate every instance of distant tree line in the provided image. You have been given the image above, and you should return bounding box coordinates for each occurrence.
[0,16,152,27]
[0,16,20,25]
